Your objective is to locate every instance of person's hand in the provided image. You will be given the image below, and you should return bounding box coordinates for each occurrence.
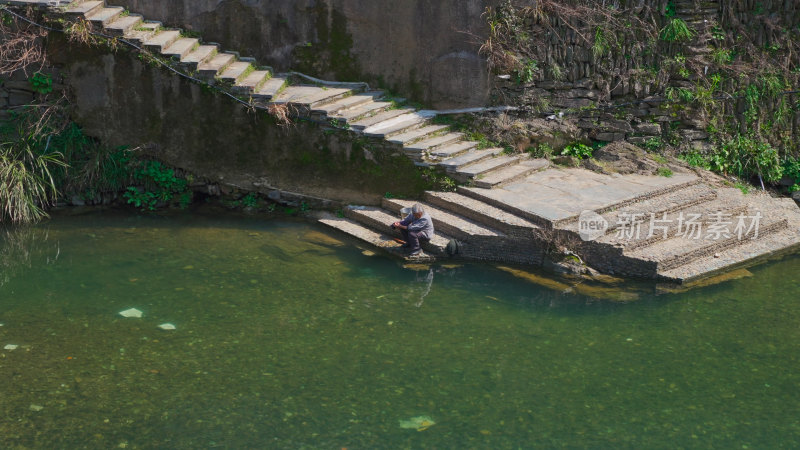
[392,222,400,228]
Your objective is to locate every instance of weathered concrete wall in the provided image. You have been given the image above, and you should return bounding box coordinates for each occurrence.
[46,35,432,205]
[107,0,494,108]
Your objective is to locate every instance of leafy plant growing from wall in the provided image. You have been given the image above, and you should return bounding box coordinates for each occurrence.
[514,58,538,84]
[659,18,695,42]
[123,160,192,211]
[28,72,52,94]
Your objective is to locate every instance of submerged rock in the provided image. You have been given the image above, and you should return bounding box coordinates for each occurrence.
[158,323,177,331]
[119,308,143,318]
[399,415,436,431]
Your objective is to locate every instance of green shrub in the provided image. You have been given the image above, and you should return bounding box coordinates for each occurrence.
[710,135,782,183]
[657,167,673,177]
[643,137,665,152]
[711,48,733,65]
[660,18,695,42]
[28,72,53,94]
[735,182,750,195]
[592,27,609,59]
[680,151,710,169]
[561,142,593,159]
[0,111,66,224]
[123,160,192,211]
[514,58,538,84]
[782,156,800,190]
[527,143,554,158]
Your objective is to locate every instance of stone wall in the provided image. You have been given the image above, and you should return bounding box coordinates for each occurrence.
[107,0,496,109]
[488,0,800,153]
[41,34,434,206]
[0,68,62,121]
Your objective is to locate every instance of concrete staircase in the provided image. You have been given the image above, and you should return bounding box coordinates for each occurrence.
[8,0,545,186]
[9,0,800,285]
[322,167,800,284]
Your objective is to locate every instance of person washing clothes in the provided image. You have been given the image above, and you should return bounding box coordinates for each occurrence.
[391,203,434,256]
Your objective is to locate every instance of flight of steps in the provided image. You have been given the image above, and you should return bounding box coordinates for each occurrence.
[548,179,800,283]
[4,0,549,189]
[323,173,800,284]
[319,189,547,266]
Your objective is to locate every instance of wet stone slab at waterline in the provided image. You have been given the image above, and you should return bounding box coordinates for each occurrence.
[1,209,800,447]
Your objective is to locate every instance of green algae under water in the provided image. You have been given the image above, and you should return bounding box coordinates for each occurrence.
[1,210,800,448]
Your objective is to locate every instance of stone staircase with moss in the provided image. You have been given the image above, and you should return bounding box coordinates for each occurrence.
[7,0,800,286]
[15,0,542,183]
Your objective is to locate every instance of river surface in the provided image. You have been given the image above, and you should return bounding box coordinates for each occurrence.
[1,209,799,448]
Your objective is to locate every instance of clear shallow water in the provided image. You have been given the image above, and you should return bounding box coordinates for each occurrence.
[1,210,799,448]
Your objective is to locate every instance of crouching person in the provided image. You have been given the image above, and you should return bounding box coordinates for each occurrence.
[391,203,434,256]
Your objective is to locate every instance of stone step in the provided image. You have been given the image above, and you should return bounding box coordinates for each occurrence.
[231,70,271,95]
[122,21,160,46]
[217,61,252,84]
[311,91,385,116]
[427,140,479,160]
[161,37,199,60]
[362,112,433,138]
[676,8,718,16]
[595,187,746,250]
[270,85,325,104]
[382,198,505,240]
[404,132,464,153]
[439,148,504,172]
[103,14,143,36]
[197,52,236,79]
[254,76,288,100]
[64,0,104,16]
[291,88,354,109]
[455,184,557,229]
[658,227,800,284]
[626,209,788,272]
[458,172,703,230]
[348,107,414,131]
[85,6,124,27]
[387,125,451,146]
[334,101,395,125]
[143,29,181,53]
[179,45,218,71]
[594,177,705,217]
[343,206,452,256]
[474,158,551,189]
[423,191,540,237]
[593,182,718,237]
[318,217,434,262]
[456,154,522,181]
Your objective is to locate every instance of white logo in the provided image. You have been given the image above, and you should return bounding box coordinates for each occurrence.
[578,210,608,241]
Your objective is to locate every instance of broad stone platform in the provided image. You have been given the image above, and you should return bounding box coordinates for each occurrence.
[321,166,800,286]
[460,169,699,227]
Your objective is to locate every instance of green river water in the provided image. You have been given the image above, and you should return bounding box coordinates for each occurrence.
[1,209,799,449]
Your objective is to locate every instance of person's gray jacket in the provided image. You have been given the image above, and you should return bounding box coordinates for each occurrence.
[400,212,434,239]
